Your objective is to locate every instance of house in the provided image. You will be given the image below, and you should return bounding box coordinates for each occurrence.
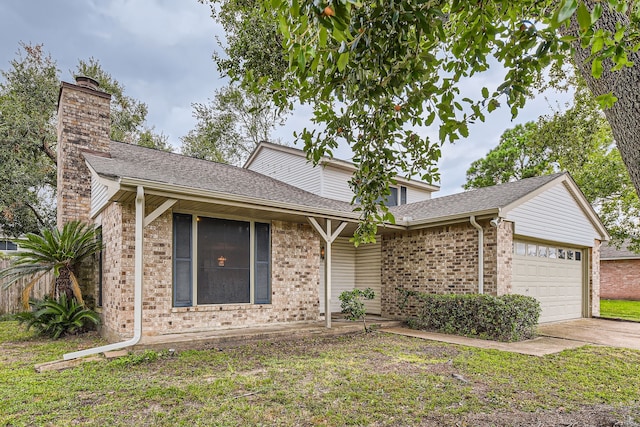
[600,241,640,300]
[56,77,609,359]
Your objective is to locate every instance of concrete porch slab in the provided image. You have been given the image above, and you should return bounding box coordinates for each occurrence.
[132,317,403,352]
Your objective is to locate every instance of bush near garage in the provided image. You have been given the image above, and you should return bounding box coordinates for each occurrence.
[397,289,541,342]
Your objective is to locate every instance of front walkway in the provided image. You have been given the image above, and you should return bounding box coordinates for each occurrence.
[381,327,585,356]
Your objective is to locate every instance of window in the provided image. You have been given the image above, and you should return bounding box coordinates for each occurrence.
[0,239,18,251]
[400,186,407,205]
[567,250,574,260]
[527,243,537,257]
[514,242,526,256]
[548,247,557,259]
[558,249,566,259]
[173,214,271,307]
[538,245,548,258]
[575,250,582,261]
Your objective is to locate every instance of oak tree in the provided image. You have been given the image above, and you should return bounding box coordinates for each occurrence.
[207,0,639,243]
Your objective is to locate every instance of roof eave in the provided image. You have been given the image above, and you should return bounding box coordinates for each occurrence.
[404,209,500,229]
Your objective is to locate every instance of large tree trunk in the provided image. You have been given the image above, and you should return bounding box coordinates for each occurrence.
[563,4,640,198]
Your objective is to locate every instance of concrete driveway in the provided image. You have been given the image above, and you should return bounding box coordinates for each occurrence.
[537,318,640,351]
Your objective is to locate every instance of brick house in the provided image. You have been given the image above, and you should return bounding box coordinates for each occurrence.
[57,78,609,359]
[600,242,640,301]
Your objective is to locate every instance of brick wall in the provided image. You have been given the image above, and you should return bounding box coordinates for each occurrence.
[600,258,640,301]
[380,220,502,318]
[56,80,111,227]
[102,214,322,341]
[97,202,135,341]
[496,221,513,296]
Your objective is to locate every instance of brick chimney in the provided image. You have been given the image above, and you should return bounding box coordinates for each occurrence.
[56,76,112,227]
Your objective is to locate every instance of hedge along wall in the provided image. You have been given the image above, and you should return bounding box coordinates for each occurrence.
[397,289,541,342]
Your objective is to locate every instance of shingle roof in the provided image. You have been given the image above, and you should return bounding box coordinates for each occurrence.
[85,142,571,226]
[84,141,356,214]
[390,173,565,222]
[601,241,640,260]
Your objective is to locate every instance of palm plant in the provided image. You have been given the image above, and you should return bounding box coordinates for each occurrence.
[15,294,100,339]
[0,221,103,309]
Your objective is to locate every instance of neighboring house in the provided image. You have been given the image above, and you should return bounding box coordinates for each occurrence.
[56,77,609,357]
[600,241,640,300]
[244,141,439,206]
[0,229,19,254]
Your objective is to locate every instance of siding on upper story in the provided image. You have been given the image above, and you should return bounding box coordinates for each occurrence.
[246,144,436,204]
[245,147,321,194]
[322,166,355,202]
[506,182,599,247]
[406,186,431,204]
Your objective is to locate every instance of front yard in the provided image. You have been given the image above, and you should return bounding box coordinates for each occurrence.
[1,320,639,426]
[600,299,640,322]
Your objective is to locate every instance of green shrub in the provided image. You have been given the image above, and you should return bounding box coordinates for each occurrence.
[339,288,375,332]
[14,294,100,339]
[397,289,540,342]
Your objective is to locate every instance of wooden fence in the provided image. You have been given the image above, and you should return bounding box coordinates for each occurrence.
[0,259,53,315]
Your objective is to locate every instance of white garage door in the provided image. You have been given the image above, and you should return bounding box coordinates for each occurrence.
[512,240,584,323]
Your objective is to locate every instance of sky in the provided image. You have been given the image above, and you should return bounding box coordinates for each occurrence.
[0,0,573,196]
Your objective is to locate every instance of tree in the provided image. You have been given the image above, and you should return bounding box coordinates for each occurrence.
[0,43,166,236]
[465,87,640,250]
[181,84,285,165]
[208,0,640,244]
[464,122,553,189]
[0,43,58,236]
[0,221,103,308]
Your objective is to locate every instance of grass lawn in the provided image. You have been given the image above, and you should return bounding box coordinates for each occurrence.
[600,299,640,322]
[1,321,639,426]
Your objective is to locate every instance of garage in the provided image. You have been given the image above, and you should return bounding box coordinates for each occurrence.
[512,240,585,323]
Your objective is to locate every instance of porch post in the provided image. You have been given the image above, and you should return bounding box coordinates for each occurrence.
[308,217,348,328]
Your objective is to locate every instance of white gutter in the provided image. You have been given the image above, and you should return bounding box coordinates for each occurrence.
[469,215,484,294]
[64,186,145,360]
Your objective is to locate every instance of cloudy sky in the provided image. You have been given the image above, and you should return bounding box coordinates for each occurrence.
[0,0,572,196]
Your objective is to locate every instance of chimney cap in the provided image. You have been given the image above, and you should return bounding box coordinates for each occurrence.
[74,75,100,90]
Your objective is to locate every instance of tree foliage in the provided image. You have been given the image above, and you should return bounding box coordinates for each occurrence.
[181,83,286,165]
[465,86,640,250]
[0,43,166,236]
[0,43,58,236]
[207,0,640,244]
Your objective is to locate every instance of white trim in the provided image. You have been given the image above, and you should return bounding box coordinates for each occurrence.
[144,199,177,227]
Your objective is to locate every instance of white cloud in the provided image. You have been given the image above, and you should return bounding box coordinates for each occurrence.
[89,0,221,47]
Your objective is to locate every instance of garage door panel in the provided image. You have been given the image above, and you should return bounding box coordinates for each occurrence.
[512,241,584,323]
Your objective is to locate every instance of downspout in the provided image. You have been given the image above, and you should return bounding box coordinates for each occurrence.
[469,216,484,294]
[64,186,145,360]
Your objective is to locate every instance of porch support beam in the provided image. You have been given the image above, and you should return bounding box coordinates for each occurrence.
[308,217,348,328]
[144,198,177,227]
